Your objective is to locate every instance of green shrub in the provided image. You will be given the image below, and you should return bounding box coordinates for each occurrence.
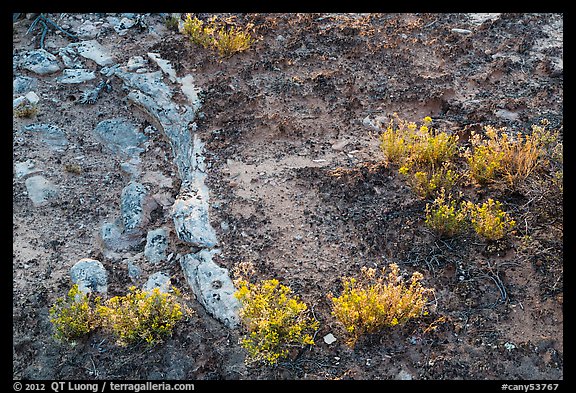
[234,279,319,365]
[329,264,433,347]
[97,286,188,347]
[49,284,101,343]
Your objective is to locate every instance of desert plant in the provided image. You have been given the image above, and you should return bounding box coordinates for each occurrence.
[13,102,39,118]
[182,14,253,58]
[465,125,553,188]
[425,189,468,237]
[49,284,101,343]
[234,279,319,365]
[329,264,433,346]
[97,286,187,346]
[401,164,460,199]
[380,115,459,170]
[464,198,516,241]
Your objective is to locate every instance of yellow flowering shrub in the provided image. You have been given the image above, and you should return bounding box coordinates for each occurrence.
[465,125,552,188]
[49,284,101,343]
[234,279,319,365]
[380,115,458,169]
[464,198,516,241]
[97,287,187,346]
[403,165,460,199]
[329,264,433,347]
[425,190,468,237]
[182,15,253,58]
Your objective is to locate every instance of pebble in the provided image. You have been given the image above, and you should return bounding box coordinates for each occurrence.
[451,28,473,35]
[323,333,337,345]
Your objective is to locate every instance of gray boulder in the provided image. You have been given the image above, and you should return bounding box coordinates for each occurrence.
[70,258,108,294]
[56,68,96,84]
[144,228,168,264]
[180,250,240,328]
[93,118,148,157]
[120,181,147,234]
[19,49,61,75]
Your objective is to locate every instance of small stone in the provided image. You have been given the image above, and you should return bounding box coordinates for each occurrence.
[396,369,414,380]
[127,259,141,281]
[93,118,148,157]
[14,160,42,180]
[65,40,115,66]
[451,28,473,35]
[13,75,38,94]
[331,140,349,151]
[24,175,58,206]
[120,181,147,233]
[24,91,40,105]
[504,342,516,351]
[143,272,172,293]
[323,333,337,345]
[70,258,108,294]
[24,123,69,151]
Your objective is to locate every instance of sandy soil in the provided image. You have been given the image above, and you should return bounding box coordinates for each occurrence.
[13,12,563,381]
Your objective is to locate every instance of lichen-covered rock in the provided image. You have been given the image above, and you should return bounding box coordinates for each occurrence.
[93,118,148,157]
[19,49,61,75]
[70,258,108,294]
[180,250,240,328]
[143,272,172,293]
[120,181,147,234]
[144,227,168,263]
[24,123,68,151]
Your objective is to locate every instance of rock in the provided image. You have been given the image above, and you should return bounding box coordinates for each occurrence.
[143,272,172,293]
[70,258,108,294]
[75,20,100,39]
[323,333,337,345]
[14,160,42,180]
[24,123,68,151]
[331,140,349,151]
[56,68,96,84]
[171,188,218,248]
[120,181,147,234]
[19,49,61,75]
[451,28,473,35]
[495,108,520,122]
[126,55,147,71]
[180,250,240,328]
[24,91,40,105]
[13,75,38,94]
[396,369,414,380]
[24,175,58,206]
[147,52,177,83]
[144,228,169,264]
[127,259,141,281]
[100,221,139,252]
[64,40,115,66]
[93,118,148,157]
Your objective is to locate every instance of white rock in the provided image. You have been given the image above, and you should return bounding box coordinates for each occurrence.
[451,28,473,35]
[24,91,40,105]
[323,333,337,345]
[24,175,58,206]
